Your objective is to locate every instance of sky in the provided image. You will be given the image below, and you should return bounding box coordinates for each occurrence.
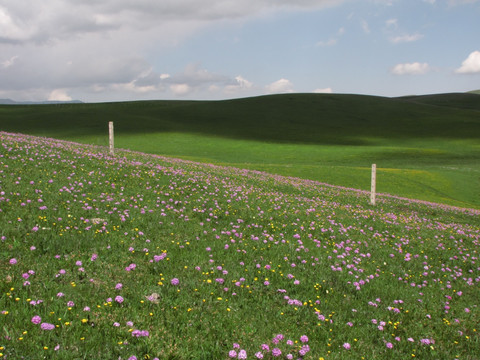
[0,0,479,102]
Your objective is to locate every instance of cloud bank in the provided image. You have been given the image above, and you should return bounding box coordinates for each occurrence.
[391,62,430,75]
[266,79,294,93]
[455,51,480,74]
[0,0,346,101]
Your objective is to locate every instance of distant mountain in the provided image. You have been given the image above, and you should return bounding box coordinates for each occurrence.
[0,99,17,105]
[0,98,83,105]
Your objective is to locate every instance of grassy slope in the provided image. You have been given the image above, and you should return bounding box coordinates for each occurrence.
[0,93,479,208]
[1,132,479,359]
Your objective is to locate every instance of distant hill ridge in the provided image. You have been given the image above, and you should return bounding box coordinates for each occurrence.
[0,98,83,105]
[0,92,479,145]
[398,92,480,111]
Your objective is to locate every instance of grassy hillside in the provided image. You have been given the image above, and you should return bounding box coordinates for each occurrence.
[0,93,479,143]
[1,132,479,359]
[400,92,480,111]
[1,93,479,208]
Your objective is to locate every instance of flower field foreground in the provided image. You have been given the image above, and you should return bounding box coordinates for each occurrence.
[1,132,479,359]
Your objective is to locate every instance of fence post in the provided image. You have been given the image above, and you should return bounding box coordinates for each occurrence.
[109,121,114,155]
[370,163,376,205]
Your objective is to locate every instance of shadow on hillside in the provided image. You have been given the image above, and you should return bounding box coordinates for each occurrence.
[1,93,480,146]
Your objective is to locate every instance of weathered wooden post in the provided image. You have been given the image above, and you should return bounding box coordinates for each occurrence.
[109,121,114,155]
[370,163,376,205]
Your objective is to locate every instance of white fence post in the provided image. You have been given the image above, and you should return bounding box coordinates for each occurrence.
[109,121,114,155]
[370,163,376,205]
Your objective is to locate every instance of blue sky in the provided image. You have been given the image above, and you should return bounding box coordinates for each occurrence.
[0,0,479,102]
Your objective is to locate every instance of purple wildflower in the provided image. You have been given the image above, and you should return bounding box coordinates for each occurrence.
[299,345,310,356]
[125,263,136,271]
[171,278,180,286]
[420,338,435,345]
[272,348,281,357]
[132,330,149,337]
[40,323,55,330]
[31,315,42,324]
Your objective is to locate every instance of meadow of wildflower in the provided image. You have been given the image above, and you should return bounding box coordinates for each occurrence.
[1,92,480,209]
[1,131,479,359]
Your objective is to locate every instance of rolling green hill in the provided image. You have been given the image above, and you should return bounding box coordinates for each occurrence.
[400,92,480,111]
[1,92,479,208]
[0,93,479,143]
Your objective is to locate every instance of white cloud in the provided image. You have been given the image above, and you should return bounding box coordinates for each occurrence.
[48,89,72,101]
[316,38,337,47]
[448,0,479,5]
[161,65,255,97]
[313,87,333,93]
[0,6,30,43]
[112,81,158,94]
[455,51,480,74]
[386,18,398,28]
[172,63,229,86]
[391,62,430,75]
[0,0,347,45]
[361,20,370,34]
[316,26,344,47]
[1,55,18,68]
[170,84,192,96]
[390,33,423,43]
[224,76,253,93]
[0,0,346,101]
[266,78,294,93]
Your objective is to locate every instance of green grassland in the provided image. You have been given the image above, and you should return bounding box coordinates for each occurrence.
[1,132,479,359]
[1,92,479,208]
